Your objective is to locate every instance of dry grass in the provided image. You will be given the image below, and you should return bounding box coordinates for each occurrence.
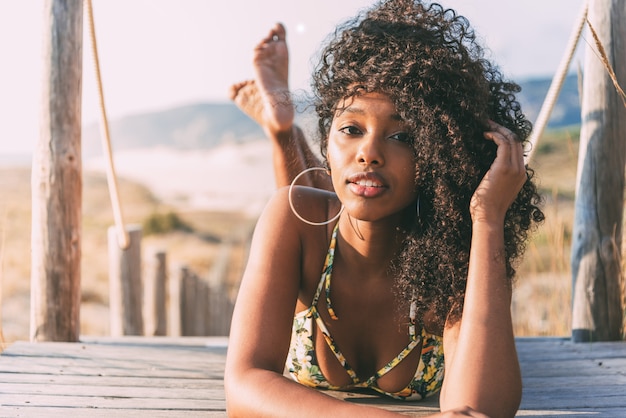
[0,167,252,342]
[512,126,580,336]
[1,125,621,341]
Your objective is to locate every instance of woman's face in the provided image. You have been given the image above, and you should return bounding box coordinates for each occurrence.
[327,92,418,222]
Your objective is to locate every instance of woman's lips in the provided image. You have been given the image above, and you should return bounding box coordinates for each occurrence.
[347,172,387,197]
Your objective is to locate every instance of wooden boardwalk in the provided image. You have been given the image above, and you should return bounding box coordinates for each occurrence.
[1,336,625,417]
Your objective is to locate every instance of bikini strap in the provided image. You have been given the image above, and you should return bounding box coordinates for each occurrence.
[324,224,340,320]
[365,301,421,385]
[311,223,339,311]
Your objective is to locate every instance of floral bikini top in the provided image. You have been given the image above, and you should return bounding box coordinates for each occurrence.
[286,224,445,401]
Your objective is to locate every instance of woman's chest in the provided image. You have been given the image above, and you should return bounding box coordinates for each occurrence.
[311,283,421,390]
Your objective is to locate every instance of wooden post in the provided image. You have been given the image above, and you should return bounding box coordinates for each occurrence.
[143,249,167,336]
[207,242,233,335]
[195,279,208,336]
[207,281,231,336]
[571,0,626,342]
[181,272,198,336]
[108,225,143,336]
[205,284,214,336]
[30,0,83,342]
[167,264,187,337]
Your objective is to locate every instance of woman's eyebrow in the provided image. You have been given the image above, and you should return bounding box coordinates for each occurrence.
[339,106,365,116]
[338,106,404,122]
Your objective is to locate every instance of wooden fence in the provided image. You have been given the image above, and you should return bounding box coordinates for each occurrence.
[108,224,250,338]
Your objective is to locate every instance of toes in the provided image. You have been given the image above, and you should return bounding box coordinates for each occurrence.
[229,80,255,100]
[228,84,239,100]
[261,22,287,45]
[272,22,286,41]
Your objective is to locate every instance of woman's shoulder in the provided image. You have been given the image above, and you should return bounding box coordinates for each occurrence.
[253,185,340,250]
[263,185,340,228]
[253,186,339,300]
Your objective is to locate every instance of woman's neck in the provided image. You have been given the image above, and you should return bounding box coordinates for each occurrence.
[335,213,409,274]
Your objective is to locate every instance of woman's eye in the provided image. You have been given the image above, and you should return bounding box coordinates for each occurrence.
[390,132,413,144]
[339,126,362,136]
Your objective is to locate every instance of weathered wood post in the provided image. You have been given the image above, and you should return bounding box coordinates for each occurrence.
[181,272,198,336]
[571,0,626,342]
[31,0,83,342]
[195,279,209,336]
[167,264,187,336]
[143,249,167,336]
[108,225,143,336]
[207,242,234,335]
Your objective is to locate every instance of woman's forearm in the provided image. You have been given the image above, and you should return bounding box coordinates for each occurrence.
[440,221,521,418]
[225,368,401,418]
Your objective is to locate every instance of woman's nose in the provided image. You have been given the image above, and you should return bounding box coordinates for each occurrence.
[356,135,384,166]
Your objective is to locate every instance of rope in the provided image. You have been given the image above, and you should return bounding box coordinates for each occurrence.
[85,0,130,249]
[525,0,588,164]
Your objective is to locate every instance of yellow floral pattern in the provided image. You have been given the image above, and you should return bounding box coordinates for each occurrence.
[286,224,445,401]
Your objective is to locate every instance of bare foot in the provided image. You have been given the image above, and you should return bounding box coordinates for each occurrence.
[230,23,294,135]
[229,80,265,126]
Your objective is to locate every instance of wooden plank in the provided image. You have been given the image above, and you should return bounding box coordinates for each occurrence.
[0,408,225,418]
[0,372,219,389]
[0,355,224,373]
[0,382,222,398]
[523,374,626,388]
[0,342,226,364]
[516,337,626,358]
[516,339,626,365]
[0,356,224,379]
[1,393,224,410]
[517,409,626,417]
[3,338,227,358]
[2,341,227,363]
[521,386,626,409]
[521,360,623,378]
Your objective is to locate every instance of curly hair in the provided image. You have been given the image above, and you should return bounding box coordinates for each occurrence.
[311,0,545,332]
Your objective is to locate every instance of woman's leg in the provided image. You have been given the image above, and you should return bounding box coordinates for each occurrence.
[229,23,331,190]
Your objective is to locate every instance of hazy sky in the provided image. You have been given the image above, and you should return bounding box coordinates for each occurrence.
[0,0,587,155]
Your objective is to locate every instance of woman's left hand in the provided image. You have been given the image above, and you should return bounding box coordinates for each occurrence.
[470,120,527,225]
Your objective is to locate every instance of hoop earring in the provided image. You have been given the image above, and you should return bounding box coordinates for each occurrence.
[416,195,421,219]
[288,167,344,226]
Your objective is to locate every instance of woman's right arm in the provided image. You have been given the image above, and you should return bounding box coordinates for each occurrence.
[224,187,396,417]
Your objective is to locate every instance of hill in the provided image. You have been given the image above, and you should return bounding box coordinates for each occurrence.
[82,103,265,158]
[83,74,581,157]
[516,74,581,128]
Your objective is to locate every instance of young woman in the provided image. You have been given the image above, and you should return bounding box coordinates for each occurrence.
[225,1,544,416]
